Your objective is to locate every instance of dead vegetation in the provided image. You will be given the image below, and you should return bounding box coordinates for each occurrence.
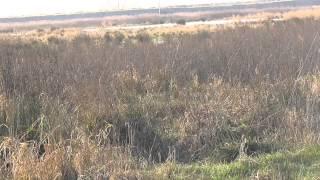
[0,17,320,178]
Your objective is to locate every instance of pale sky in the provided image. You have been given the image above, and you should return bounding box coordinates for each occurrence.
[0,0,258,18]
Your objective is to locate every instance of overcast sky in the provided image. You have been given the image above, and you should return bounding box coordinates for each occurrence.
[0,0,260,18]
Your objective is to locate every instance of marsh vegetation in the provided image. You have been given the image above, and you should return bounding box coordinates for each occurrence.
[0,17,320,179]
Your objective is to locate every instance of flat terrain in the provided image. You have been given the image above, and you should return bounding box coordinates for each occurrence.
[1,0,320,31]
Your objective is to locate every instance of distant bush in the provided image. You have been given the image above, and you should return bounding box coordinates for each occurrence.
[200,17,207,22]
[49,26,59,32]
[135,32,151,43]
[104,32,113,42]
[0,28,14,33]
[114,32,125,43]
[176,19,186,25]
[37,28,45,33]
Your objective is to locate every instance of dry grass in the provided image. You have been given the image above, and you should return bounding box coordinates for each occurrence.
[282,6,320,20]
[1,17,320,178]
[231,6,320,23]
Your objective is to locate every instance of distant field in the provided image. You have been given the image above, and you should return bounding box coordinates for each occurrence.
[2,6,320,43]
[0,0,320,31]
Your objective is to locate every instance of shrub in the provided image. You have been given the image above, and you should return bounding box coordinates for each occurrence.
[176,19,186,25]
[135,32,151,43]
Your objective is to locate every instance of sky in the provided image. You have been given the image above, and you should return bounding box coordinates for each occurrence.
[0,0,258,18]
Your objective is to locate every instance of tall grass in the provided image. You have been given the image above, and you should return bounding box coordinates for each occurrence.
[0,18,320,178]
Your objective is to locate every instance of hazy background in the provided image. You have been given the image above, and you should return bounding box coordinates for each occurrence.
[0,0,261,18]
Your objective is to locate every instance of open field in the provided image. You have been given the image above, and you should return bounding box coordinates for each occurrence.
[1,7,320,179]
[0,0,320,32]
[2,6,320,43]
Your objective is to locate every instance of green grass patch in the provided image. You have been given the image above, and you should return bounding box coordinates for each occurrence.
[146,146,320,179]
